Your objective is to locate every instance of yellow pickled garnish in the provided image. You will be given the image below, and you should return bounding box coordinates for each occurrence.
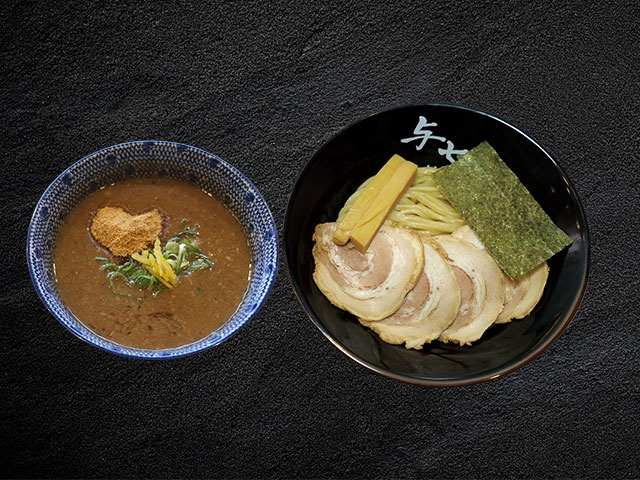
[96,224,214,298]
[132,239,177,289]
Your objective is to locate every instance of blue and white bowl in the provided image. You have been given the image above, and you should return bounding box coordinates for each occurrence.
[27,141,279,358]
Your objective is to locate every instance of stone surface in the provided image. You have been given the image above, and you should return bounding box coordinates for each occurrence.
[2,1,639,478]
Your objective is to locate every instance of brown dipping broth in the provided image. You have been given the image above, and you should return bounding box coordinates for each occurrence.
[53,178,251,349]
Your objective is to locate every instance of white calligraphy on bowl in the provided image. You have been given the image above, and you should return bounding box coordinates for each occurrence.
[401,116,467,163]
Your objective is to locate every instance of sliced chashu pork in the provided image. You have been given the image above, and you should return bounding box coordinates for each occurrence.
[359,235,461,349]
[452,226,549,323]
[312,222,423,320]
[435,235,505,346]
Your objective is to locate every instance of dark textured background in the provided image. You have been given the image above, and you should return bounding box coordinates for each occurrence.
[2,1,639,478]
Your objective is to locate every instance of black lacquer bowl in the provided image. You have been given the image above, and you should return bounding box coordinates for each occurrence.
[285,104,589,386]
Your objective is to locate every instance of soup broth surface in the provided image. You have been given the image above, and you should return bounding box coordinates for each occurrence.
[53,177,251,349]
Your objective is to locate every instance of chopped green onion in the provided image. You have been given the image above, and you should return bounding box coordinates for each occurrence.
[95,224,214,298]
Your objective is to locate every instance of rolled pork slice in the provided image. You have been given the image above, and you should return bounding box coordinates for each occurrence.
[359,235,461,350]
[312,222,424,321]
[506,262,549,321]
[435,235,505,346]
[452,226,549,324]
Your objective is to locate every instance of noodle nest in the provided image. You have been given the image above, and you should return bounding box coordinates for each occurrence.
[337,167,466,235]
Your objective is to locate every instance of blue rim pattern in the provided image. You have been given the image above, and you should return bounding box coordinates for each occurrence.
[27,141,279,358]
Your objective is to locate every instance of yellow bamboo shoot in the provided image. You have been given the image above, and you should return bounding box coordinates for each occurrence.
[332,155,405,245]
[349,160,418,253]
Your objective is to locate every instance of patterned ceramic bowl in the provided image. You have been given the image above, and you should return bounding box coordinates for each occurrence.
[27,141,278,358]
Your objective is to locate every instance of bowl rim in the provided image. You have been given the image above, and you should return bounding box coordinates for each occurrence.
[284,103,590,386]
[27,140,279,359]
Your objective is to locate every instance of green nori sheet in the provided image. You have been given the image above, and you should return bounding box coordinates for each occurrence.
[433,142,572,279]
